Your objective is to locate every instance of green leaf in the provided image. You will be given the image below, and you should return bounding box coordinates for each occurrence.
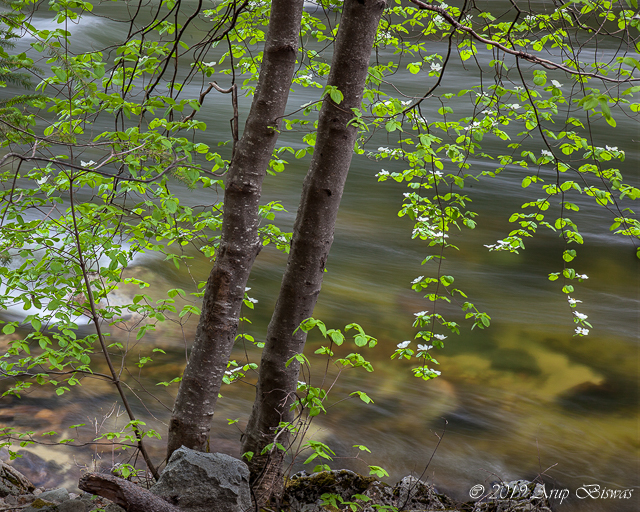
[368,466,389,478]
[165,198,178,213]
[354,334,367,347]
[533,70,547,86]
[350,391,373,404]
[440,275,454,286]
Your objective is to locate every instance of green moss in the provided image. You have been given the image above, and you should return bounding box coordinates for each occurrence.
[28,498,55,509]
[286,470,377,494]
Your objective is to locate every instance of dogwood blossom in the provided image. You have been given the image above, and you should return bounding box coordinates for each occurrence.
[411,276,424,284]
[397,341,411,349]
[567,297,582,306]
[433,334,447,341]
[573,311,588,320]
[414,311,429,317]
[484,239,510,250]
[417,344,433,351]
[575,327,589,336]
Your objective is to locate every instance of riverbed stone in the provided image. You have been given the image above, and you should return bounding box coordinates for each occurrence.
[40,488,70,503]
[23,497,57,511]
[150,446,251,512]
[54,501,92,512]
[392,476,447,511]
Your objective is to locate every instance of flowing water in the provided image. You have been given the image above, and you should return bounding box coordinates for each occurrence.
[0,2,638,511]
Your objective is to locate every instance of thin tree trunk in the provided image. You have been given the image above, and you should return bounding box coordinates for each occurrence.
[241,0,386,494]
[167,0,304,459]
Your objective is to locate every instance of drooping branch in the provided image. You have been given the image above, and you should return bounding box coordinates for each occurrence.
[208,81,240,159]
[408,0,639,84]
[69,181,159,481]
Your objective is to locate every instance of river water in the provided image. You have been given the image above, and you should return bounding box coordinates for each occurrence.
[0,2,638,511]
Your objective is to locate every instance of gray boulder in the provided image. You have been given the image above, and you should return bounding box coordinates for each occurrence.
[150,447,251,512]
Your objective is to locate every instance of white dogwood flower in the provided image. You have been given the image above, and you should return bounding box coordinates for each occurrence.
[397,341,411,349]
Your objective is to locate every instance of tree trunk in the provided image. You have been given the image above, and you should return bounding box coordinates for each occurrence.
[167,0,304,459]
[79,473,181,512]
[241,0,387,496]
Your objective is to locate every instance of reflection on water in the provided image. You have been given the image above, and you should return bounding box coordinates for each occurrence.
[1,3,638,511]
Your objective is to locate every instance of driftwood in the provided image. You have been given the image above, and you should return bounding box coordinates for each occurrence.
[79,473,180,512]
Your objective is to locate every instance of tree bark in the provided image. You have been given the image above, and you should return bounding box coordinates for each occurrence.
[167,0,305,459]
[241,0,387,495]
[79,473,181,512]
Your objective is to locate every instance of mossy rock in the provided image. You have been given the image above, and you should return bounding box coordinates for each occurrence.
[0,461,36,497]
[282,470,381,511]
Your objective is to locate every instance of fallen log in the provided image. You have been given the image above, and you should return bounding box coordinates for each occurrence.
[79,473,180,512]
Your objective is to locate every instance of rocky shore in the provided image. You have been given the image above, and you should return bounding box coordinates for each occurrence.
[1,448,553,512]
